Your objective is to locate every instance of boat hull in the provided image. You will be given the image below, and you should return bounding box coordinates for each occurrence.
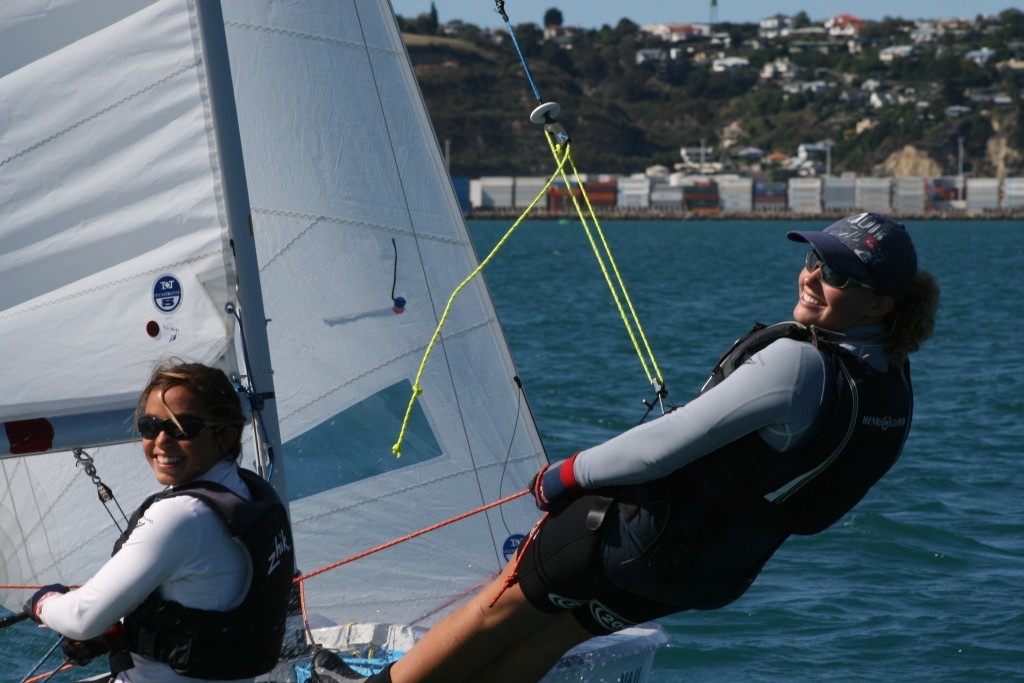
[260,621,668,682]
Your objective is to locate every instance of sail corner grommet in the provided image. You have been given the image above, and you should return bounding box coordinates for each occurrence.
[530,101,560,124]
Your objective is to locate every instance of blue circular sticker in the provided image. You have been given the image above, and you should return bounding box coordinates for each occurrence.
[502,534,526,562]
[153,275,183,313]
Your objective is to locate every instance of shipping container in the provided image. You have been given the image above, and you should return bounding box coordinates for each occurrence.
[618,175,652,209]
[650,186,684,209]
[474,176,515,208]
[892,177,926,214]
[1004,178,1024,209]
[718,177,753,212]
[548,180,582,213]
[451,177,470,215]
[513,177,550,209]
[966,178,1000,211]
[855,178,891,212]
[683,179,719,212]
[788,178,822,214]
[823,177,857,211]
[584,180,619,208]
[754,180,787,212]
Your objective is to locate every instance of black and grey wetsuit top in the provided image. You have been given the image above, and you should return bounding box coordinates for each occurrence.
[572,324,892,489]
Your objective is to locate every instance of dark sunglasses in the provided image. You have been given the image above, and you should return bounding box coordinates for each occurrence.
[805,250,876,291]
[138,414,210,440]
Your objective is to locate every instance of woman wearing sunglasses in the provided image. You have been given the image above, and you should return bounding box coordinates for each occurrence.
[24,361,294,682]
[320,213,939,683]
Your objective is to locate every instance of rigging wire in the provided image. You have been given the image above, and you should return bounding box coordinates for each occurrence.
[72,448,129,532]
[226,301,276,481]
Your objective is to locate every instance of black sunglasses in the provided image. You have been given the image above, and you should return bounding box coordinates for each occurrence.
[138,414,210,440]
[805,250,876,291]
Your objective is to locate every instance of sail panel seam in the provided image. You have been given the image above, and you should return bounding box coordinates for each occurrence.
[0,62,199,169]
[0,248,221,322]
[224,22,398,56]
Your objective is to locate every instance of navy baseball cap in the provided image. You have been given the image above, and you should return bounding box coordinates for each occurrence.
[787,212,918,300]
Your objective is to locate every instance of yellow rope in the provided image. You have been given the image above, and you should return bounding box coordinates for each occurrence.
[391,145,573,457]
[543,133,665,391]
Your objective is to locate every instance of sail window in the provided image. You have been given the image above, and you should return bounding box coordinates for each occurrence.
[283,381,441,499]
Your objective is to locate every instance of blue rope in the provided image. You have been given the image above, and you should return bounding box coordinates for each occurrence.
[19,636,62,683]
[495,6,543,103]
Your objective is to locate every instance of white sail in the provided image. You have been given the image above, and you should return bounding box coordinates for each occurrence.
[221,0,546,629]
[0,0,257,604]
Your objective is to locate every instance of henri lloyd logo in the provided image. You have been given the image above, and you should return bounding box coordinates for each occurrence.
[862,414,907,431]
[267,528,291,575]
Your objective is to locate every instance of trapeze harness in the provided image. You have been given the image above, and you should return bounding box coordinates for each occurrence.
[108,468,294,679]
[604,322,914,609]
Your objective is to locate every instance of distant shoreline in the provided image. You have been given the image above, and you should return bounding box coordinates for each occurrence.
[467,208,1024,221]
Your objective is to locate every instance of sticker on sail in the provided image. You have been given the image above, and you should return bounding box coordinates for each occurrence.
[502,534,526,562]
[153,275,182,313]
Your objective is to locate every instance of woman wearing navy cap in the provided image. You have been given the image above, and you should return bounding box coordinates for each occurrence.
[321,213,940,683]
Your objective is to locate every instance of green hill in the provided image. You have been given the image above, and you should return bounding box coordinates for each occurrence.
[400,10,1024,180]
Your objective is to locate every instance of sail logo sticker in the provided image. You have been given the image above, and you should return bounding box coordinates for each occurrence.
[502,534,526,562]
[153,275,182,313]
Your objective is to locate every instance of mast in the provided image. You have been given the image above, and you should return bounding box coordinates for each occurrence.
[191,0,287,498]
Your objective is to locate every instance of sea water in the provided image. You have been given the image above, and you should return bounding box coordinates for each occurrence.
[4,219,1022,681]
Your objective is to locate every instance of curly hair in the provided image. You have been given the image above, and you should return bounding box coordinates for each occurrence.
[887,269,940,366]
[136,360,246,460]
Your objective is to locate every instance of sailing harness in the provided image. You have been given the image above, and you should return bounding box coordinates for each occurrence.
[579,322,913,607]
[108,468,294,678]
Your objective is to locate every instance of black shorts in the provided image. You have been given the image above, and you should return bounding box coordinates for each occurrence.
[517,490,762,635]
[516,493,681,635]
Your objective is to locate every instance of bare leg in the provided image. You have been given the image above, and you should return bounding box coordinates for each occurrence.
[389,560,585,683]
[472,612,594,683]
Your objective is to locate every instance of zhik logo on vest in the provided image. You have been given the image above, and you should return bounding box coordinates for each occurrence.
[267,529,291,575]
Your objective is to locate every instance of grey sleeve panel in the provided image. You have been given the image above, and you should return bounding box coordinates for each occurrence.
[573,338,830,488]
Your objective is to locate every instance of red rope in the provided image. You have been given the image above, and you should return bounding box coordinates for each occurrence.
[294,489,530,583]
[24,663,72,683]
[487,511,548,607]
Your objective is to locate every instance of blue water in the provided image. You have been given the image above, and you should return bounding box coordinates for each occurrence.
[4,219,1022,681]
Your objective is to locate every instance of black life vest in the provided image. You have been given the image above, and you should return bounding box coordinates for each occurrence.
[628,322,913,606]
[109,468,294,679]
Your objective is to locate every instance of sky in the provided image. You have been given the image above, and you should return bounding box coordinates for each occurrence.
[388,0,1017,28]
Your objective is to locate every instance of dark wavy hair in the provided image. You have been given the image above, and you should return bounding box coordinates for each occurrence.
[136,360,246,460]
[887,269,940,366]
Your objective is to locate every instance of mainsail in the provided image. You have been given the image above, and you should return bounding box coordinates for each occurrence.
[220,0,546,628]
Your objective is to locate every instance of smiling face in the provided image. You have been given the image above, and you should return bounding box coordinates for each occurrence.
[141,385,229,486]
[793,259,895,331]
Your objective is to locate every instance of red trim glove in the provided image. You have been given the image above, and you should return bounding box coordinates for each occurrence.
[530,452,583,512]
[23,584,69,624]
[60,624,122,665]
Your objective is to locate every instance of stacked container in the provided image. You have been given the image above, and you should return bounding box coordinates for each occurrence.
[966,178,1000,211]
[892,177,926,214]
[823,177,857,212]
[855,178,891,212]
[788,178,822,213]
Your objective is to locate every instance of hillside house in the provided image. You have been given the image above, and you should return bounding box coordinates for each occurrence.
[825,14,864,37]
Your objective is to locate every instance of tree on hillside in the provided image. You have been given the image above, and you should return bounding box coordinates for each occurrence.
[544,8,563,28]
